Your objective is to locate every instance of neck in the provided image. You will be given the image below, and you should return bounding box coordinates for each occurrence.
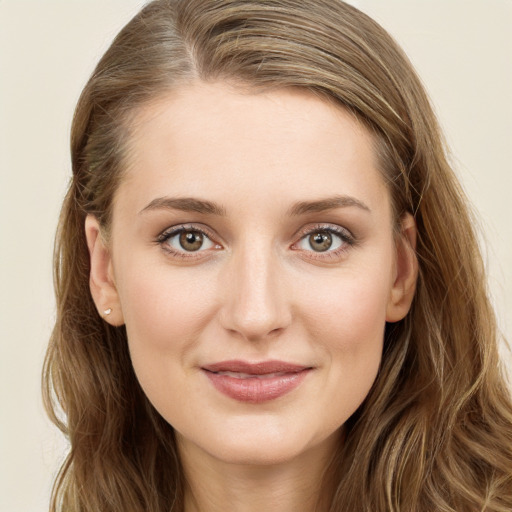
[177,432,340,512]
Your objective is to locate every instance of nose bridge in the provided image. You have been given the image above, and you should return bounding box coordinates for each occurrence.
[221,237,291,341]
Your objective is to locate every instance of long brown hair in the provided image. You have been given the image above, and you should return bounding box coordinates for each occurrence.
[43,1,512,510]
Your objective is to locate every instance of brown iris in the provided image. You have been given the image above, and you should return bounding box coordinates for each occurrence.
[309,231,332,252]
[179,230,204,251]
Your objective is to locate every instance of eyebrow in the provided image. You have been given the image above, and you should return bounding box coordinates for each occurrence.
[287,195,371,216]
[139,197,227,216]
[139,194,370,217]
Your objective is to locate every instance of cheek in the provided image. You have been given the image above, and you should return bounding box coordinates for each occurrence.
[297,261,394,419]
[300,262,393,348]
[118,260,215,347]
[114,259,217,398]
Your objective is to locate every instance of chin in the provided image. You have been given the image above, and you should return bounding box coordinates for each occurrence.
[178,416,339,468]
[211,441,307,467]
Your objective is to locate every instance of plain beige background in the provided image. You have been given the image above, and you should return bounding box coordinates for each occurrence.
[0,1,510,510]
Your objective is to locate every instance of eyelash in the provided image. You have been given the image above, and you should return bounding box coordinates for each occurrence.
[292,224,356,260]
[156,223,356,261]
[156,224,220,260]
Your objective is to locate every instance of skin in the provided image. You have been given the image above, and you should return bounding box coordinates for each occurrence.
[86,82,417,512]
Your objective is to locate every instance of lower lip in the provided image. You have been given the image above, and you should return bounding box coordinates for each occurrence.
[203,369,311,403]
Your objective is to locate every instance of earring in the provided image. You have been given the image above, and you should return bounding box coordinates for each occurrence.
[103,308,112,316]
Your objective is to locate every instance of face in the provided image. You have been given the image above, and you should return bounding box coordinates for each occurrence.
[87,82,417,468]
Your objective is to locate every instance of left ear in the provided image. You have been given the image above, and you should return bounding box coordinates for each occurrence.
[386,212,418,323]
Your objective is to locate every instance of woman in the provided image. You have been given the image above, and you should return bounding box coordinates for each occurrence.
[43,0,512,511]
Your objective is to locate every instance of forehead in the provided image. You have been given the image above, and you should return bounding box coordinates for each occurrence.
[116,81,389,217]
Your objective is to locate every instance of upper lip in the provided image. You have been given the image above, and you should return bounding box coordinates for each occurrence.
[202,360,311,375]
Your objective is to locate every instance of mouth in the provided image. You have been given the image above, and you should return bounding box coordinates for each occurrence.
[201,360,313,403]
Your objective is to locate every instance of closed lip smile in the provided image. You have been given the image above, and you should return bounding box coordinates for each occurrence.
[201,360,313,403]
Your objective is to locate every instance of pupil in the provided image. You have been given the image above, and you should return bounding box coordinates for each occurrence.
[179,231,203,251]
[310,231,332,252]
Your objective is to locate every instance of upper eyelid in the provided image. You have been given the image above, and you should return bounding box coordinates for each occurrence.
[158,222,352,238]
[157,223,216,241]
[293,223,354,241]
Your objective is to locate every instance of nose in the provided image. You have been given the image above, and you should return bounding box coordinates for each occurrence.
[219,242,292,342]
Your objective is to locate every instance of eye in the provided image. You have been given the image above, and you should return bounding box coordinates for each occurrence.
[158,226,219,254]
[296,229,342,252]
[293,225,355,255]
